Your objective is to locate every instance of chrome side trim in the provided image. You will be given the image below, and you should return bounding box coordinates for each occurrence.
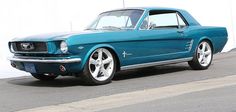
[120,57,193,70]
[8,57,81,63]
[188,40,194,51]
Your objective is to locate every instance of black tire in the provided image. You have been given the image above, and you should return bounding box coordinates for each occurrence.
[31,73,58,81]
[188,40,213,70]
[81,48,117,85]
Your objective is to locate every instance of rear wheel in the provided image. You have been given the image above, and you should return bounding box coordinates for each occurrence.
[31,73,58,81]
[188,40,213,70]
[81,48,117,85]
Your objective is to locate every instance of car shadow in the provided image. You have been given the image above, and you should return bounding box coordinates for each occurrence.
[8,63,191,87]
[8,76,89,87]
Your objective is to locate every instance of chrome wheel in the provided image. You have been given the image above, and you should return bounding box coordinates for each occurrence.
[197,41,212,67]
[88,48,114,81]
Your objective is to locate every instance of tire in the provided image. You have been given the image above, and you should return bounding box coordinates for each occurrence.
[188,40,213,70]
[31,73,58,81]
[81,48,117,85]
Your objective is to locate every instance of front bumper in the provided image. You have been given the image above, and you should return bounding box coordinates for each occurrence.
[8,56,81,63]
[8,56,83,74]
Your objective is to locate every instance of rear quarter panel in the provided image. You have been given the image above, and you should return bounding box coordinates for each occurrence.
[185,26,228,54]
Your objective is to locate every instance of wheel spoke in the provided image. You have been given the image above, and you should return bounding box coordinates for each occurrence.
[202,42,206,52]
[205,50,211,56]
[98,49,103,60]
[198,52,203,62]
[198,47,201,53]
[92,67,100,77]
[103,57,112,64]
[202,57,207,64]
[101,67,109,77]
[89,58,97,65]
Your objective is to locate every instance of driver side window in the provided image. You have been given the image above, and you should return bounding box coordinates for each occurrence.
[140,11,187,30]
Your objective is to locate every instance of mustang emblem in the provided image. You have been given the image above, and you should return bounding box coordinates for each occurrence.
[122,51,132,58]
[20,43,34,51]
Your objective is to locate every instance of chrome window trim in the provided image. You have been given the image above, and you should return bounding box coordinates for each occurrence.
[176,12,181,29]
[139,11,150,30]
[176,12,187,28]
[138,10,188,30]
[176,11,189,26]
[134,9,146,30]
[120,57,193,70]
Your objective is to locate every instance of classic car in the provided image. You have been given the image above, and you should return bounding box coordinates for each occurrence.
[8,7,228,85]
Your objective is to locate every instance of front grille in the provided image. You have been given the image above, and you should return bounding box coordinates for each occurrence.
[11,42,48,53]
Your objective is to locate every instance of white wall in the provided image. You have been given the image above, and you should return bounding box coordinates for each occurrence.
[0,0,235,78]
[231,0,236,48]
[0,0,124,78]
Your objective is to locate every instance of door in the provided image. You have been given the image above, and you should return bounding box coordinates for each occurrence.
[136,11,192,63]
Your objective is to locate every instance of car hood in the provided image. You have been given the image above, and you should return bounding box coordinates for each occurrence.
[10,30,115,42]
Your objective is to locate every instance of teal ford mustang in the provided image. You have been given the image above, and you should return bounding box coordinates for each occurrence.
[8,7,228,85]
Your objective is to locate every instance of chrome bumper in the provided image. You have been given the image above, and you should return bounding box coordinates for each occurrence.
[8,57,81,63]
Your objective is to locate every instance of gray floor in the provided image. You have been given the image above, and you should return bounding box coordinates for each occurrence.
[101,85,236,112]
[0,50,236,112]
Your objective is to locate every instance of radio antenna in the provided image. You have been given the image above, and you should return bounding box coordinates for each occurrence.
[122,0,125,8]
[70,21,73,32]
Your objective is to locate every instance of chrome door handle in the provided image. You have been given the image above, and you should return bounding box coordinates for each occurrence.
[177,30,184,33]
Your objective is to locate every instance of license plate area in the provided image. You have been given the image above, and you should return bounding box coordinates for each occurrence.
[24,63,36,73]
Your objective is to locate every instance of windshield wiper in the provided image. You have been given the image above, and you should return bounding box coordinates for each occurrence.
[101,26,122,30]
[85,28,98,30]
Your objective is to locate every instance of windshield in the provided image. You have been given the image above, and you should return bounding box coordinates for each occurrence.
[87,9,144,30]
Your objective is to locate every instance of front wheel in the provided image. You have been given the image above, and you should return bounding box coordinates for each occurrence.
[81,48,117,85]
[188,40,213,70]
[31,73,58,81]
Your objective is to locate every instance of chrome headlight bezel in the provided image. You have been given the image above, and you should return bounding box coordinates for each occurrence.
[9,43,15,53]
[60,41,68,54]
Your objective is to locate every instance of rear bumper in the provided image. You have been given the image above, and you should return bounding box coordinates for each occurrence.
[8,56,83,74]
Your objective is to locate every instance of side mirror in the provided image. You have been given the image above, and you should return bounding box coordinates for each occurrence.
[149,23,156,29]
[140,20,149,29]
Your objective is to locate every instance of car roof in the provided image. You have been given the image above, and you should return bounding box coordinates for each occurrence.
[103,7,185,12]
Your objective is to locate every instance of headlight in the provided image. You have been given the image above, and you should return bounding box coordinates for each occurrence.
[10,43,15,53]
[60,41,68,53]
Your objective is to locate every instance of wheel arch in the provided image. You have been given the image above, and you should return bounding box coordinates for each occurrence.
[81,44,121,71]
[198,37,214,53]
